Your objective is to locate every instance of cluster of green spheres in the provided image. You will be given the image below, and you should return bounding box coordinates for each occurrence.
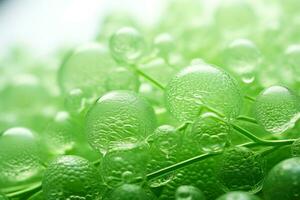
[1,0,300,200]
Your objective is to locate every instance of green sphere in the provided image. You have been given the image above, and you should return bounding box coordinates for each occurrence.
[109,27,146,64]
[106,184,153,200]
[43,111,76,154]
[0,127,43,188]
[42,155,101,200]
[58,43,116,96]
[175,185,206,200]
[86,90,157,154]
[254,85,300,134]
[216,191,261,200]
[105,67,140,92]
[217,147,265,193]
[165,63,242,122]
[224,38,261,84]
[101,144,149,187]
[191,112,230,152]
[263,157,300,200]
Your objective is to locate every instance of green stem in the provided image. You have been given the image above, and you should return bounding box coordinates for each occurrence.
[134,68,165,91]
[237,115,258,124]
[6,182,42,198]
[231,123,295,146]
[146,152,220,180]
[244,95,255,102]
[176,122,192,132]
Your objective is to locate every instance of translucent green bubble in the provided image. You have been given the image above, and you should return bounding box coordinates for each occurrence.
[101,144,149,187]
[64,88,87,115]
[106,184,154,200]
[85,90,157,154]
[109,27,146,64]
[191,112,230,153]
[165,63,243,122]
[254,85,300,134]
[154,33,175,59]
[263,157,300,200]
[216,191,261,200]
[42,155,101,200]
[217,147,265,193]
[105,67,140,92]
[58,43,117,96]
[43,111,76,154]
[224,38,261,84]
[0,127,43,189]
[175,185,206,200]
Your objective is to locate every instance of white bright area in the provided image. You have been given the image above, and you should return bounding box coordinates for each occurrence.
[0,0,164,55]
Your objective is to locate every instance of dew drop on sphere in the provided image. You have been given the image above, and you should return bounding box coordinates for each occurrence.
[224,38,261,84]
[191,112,230,152]
[216,191,261,200]
[42,155,101,200]
[165,63,243,122]
[85,90,157,154]
[107,184,151,200]
[101,144,149,187]
[109,27,146,64]
[175,185,206,200]
[58,43,117,97]
[217,147,265,193]
[254,85,300,134]
[0,127,43,189]
[105,67,140,92]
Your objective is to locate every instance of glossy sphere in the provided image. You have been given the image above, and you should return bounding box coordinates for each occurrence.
[109,27,146,64]
[64,88,86,115]
[217,147,265,192]
[151,125,178,156]
[43,111,75,154]
[58,43,116,96]
[191,112,230,152]
[254,86,300,134]
[216,191,261,200]
[154,33,175,58]
[175,185,206,200]
[224,39,261,83]
[42,155,101,200]
[101,144,149,187]
[0,127,42,188]
[106,184,151,200]
[105,67,140,92]
[263,157,300,200]
[165,63,242,122]
[86,90,157,154]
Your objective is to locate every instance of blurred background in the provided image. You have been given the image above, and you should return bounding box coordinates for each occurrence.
[0,0,164,55]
